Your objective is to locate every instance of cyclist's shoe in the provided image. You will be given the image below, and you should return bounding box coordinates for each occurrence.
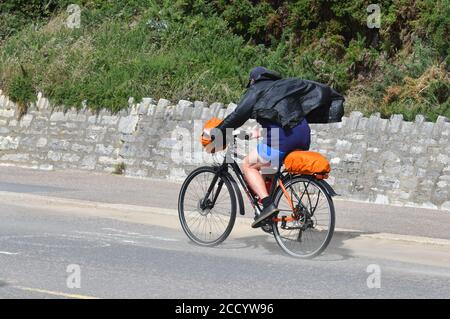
[252,204,279,228]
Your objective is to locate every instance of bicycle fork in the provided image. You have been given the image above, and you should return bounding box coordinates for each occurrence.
[200,173,224,210]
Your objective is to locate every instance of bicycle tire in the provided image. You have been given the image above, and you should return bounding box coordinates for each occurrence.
[178,166,237,246]
[272,175,335,258]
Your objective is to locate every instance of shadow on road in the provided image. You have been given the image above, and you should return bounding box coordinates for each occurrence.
[214,230,366,261]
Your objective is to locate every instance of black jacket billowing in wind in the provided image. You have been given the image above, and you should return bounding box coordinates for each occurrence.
[217,69,345,133]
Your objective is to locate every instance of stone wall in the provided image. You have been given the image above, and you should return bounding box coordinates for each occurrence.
[0,89,449,210]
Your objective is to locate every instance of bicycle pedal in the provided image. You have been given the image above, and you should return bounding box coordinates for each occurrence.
[261,224,273,234]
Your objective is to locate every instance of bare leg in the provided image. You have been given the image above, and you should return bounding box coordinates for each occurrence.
[242,149,271,199]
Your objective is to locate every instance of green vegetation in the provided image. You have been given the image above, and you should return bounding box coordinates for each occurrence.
[0,0,448,120]
[6,66,36,118]
[113,162,126,175]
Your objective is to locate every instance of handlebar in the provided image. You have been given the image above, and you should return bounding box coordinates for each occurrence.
[232,129,252,141]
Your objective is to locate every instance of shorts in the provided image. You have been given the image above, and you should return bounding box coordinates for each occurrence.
[257,143,286,168]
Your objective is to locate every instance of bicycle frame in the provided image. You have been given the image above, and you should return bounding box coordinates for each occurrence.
[203,135,287,217]
[201,134,339,219]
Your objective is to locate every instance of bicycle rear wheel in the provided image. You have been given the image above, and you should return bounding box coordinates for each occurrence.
[178,166,236,246]
[272,175,335,258]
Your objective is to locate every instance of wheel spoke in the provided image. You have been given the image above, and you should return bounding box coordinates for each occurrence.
[273,176,334,258]
[179,168,236,246]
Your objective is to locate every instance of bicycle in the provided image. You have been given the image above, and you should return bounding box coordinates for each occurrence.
[178,131,338,258]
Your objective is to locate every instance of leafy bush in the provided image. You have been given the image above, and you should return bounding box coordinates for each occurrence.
[6,67,36,117]
[415,0,450,63]
[0,0,448,120]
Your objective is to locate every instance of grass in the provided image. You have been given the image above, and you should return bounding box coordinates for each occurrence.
[0,0,448,121]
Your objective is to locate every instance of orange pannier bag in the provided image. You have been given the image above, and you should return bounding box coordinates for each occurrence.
[283,151,331,176]
[201,117,224,153]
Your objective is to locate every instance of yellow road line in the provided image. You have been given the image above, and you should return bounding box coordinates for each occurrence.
[14,286,100,299]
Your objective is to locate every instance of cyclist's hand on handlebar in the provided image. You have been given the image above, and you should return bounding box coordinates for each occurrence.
[250,126,261,139]
[202,128,212,138]
[233,130,259,141]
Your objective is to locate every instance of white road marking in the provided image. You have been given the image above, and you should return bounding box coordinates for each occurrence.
[0,251,19,255]
[14,286,99,299]
[75,230,179,242]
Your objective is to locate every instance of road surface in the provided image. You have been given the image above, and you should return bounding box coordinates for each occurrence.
[0,166,449,298]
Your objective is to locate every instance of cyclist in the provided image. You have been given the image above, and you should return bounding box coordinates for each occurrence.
[210,66,344,228]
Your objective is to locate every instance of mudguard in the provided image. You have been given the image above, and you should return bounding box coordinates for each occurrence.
[318,179,339,197]
[301,175,339,197]
[282,174,339,198]
[217,168,246,216]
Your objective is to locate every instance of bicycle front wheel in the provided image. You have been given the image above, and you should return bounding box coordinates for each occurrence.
[272,176,335,258]
[178,166,236,246]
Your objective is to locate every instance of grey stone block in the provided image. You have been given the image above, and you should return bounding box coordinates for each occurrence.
[157,138,177,149]
[201,107,212,120]
[415,114,425,125]
[357,117,368,130]
[157,98,171,108]
[441,201,450,211]
[168,167,187,181]
[0,108,15,118]
[49,139,70,151]
[210,102,224,116]
[346,111,363,130]
[225,103,237,116]
[1,153,29,162]
[335,139,352,151]
[36,137,47,148]
[192,103,204,120]
[147,104,157,117]
[98,156,121,165]
[50,112,67,122]
[19,114,33,128]
[47,151,62,161]
[68,113,87,122]
[178,100,193,109]
[101,115,119,125]
[119,144,136,157]
[81,155,97,170]
[72,143,94,153]
[164,105,175,120]
[175,100,193,120]
[432,116,449,138]
[138,103,149,115]
[62,153,81,163]
[88,116,97,124]
[217,108,226,119]
[95,144,114,155]
[388,114,403,133]
[118,115,139,134]
[194,101,208,109]
[154,103,167,120]
[0,126,10,134]
[421,122,434,136]
[0,136,19,150]
[141,160,155,168]
[142,97,156,106]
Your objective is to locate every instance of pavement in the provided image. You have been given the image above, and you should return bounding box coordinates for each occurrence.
[0,166,449,298]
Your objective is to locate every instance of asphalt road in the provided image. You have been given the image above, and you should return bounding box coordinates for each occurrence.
[0,166,449,239]
[0,167,449,298]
